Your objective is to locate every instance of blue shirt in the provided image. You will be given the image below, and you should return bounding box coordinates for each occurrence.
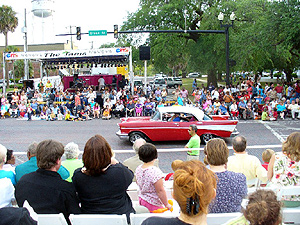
[15,156,69,182]
[219,105,228,114]
[0,170,16,185]
[276,104,286,112]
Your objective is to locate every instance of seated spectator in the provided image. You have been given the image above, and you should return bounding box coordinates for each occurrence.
[261,108,270,121]
[0,145,16,185]
[113,100,125,118]
[72,135,134,222]
[205,138,247,213]
[136,143,171,212]
[218,101,229,115]
[227,136,268,185]
[102,105,112,120]
[135,99,143,117]
[15,142,69,182]
[15,140,81,225]
[10,102,18,118]
[123,139,159,181]
[261,149,274,170]
[141,160,217,225]
[268,132,300,207]
[144,99,154,116]
[3,149,16,173]
[93,102,101,119]
[0,207,37,225]
[238,97,248,119]
[64,110,74,121]
[276,101,287,119]
[61,142,83,183]
[57,109,64,120]
[225,190,281,225]
[230,100,239,120]
[0,178,15,208]
[288,99,300,120]
[126,100,135,117]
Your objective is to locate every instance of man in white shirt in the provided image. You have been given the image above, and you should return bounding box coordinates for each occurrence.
[98,77,105,91]
[288,99,300,120]
[227,136,268,185]
[211,88,219,101]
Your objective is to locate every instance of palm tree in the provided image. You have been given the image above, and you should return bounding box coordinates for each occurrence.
[0,5,18,89]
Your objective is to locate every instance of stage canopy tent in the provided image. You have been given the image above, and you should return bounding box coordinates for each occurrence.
[4,47,130,68]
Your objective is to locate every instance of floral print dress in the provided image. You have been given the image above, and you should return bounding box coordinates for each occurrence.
[271,152,300,201]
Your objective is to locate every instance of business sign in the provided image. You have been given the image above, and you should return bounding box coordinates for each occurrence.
[89,30,107,36]
[4,47,130,60]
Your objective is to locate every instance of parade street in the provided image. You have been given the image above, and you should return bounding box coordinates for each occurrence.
[1,118,299,172]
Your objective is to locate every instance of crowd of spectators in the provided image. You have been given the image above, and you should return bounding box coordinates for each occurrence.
[0,131,299,224]
[0,76,299,121]
[191,78,300,121]
[0,80,173,121]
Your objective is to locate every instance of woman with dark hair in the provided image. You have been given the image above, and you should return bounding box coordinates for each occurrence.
[142,160,217,225]
[72,135,134,219]
[225,190,282,225]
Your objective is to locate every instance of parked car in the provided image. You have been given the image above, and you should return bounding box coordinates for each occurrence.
[0,79,14,87]
[165,77,182,88]
[134,80,144,87]
[152,78,167,89]
[155,73,167,79]
[188,72,200,78]
[116,106,239,144]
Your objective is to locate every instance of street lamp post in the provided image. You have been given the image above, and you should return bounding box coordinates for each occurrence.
[218,12,236,86]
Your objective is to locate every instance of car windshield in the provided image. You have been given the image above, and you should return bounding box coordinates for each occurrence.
[203,113,212,120]
[155,80,165,84]
[135,81,143,85]
[151,111,161,121]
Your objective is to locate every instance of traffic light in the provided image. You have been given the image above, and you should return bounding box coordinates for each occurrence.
[114,25,118,39]
[76,27,81,40]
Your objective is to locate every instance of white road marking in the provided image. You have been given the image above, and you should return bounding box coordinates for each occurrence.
[259,121,285,143]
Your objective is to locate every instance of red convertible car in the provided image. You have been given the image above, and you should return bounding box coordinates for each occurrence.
[116,106,239,144]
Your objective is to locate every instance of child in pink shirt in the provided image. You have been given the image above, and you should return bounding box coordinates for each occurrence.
[135,143,172,212]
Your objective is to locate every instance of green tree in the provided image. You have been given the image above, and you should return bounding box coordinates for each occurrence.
[0,5,18,89]
[122,0,251,86]
[267,0,300,82]
[13,60,34,80]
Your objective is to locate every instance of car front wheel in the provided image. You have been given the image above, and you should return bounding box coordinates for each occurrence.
[201,133,215,144]
[129,132,146,144]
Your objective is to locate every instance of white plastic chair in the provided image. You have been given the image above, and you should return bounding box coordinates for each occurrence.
[207,212,243,225]
[37,213,68,225]
[277,186,300,200]
[130,213,176,225]
[282,208,300,224]
[69,214,128,225]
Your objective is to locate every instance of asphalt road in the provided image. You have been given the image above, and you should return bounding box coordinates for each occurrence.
[1,117,299,173]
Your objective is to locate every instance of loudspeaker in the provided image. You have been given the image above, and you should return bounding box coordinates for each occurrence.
[139,46,150,60]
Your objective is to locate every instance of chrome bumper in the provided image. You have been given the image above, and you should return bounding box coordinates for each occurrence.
[116,130,129,140]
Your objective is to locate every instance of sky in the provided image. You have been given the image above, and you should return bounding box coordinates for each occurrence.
[0,0,140,50]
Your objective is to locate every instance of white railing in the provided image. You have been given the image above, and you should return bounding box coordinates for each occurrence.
[13,144,282,156]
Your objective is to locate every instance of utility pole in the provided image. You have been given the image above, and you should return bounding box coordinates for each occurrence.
[66,26,74,50]
[23,8,29,80]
